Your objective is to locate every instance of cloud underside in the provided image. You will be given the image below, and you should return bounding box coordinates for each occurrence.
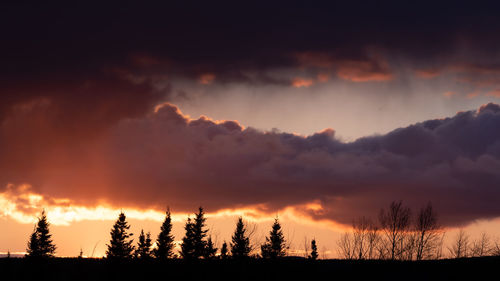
[2,101,500,227]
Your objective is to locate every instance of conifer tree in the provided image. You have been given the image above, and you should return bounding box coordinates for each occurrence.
[230,217,251,259]
[192,207,208,258]
[37,210,57,257]
[26,210,56,258]
[135,229,153,259]
[309,239,318,260]
[154,208,175,260]
[180,217,196,259]
[220,241,229,259]
[26,226,40,258]
[204,236,217,259]
[261,217,287,259]
[106,212,134,259]
[180,207,209,259]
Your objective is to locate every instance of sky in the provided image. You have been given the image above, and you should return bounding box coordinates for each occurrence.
[1,2,500,257]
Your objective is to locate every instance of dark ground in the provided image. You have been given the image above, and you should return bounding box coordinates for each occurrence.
[1,256,499,281]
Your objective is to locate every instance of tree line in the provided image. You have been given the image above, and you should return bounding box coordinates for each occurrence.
[25,207,318,260]
[337,201,500,260]
[22,202,500,260]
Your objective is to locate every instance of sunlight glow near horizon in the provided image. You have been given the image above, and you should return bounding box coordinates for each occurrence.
[0,184,341,230]
[2,184,500,259]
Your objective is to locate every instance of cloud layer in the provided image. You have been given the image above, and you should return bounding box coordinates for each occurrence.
[1,3,500,227]
[2,101,500,226]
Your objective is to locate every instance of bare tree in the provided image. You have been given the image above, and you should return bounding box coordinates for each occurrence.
[448,229,469,258]
[337,232,355,260]
[401,232,417,261]
[379,201,411,260]
[434,233,446,260]
[471,232,492,257]
[366,223,380,259]
[492,238,500,256]
[303,237,310,258]
[350,217,381,259]
[352,217,370,259]
[415,203,442,260]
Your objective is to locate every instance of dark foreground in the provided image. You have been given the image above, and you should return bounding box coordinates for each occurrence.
[1,257,499,281]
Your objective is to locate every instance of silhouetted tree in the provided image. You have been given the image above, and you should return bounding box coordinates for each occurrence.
[309,239,318,260]
[26,210,56,258]
[379,201,411,260]
[261,217,287,259]
[192,207,209,258]
[204,236,217,259]
[337,232,355,260]
[106,212,134,259]
[180,217,196,259]
[220,241,229,259]
[230,217,251,259]
[181,207,209,259]
[352,216,374,260]
[136,229,153,259]
[154,208,175,260]
[448,229,469,258]
[471,232,492,257]
[415,202,441,260]
[26,226,40,258]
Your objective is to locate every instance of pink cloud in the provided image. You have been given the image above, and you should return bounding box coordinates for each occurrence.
[443,91,457,98]
[292,77,314,88]
[415,69,441,79]
[486,89,500,98]
[199,73,216,85]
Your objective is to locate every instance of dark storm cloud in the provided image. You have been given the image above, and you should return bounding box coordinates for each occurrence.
[2,2,500,88]
[3,101,500,227]
[1,2,500,129]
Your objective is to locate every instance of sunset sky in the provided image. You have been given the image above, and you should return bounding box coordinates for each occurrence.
[2,2,500,257]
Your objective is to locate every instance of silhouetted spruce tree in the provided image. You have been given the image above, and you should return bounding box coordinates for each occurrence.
[154,208,175,260]
[230,217,251,259]
[26,210,56,258]
[26,226,40,258]
[106,212,134,259]
[261,217,287,259]
[192,207,208,258]
[135,229,153,259]
[180,217,196,259]
[180,207,209,259]
[309,239,318,260]
[204,236,217,259]
[220,241,229,259]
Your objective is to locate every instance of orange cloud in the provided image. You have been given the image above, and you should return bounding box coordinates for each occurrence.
[199,73,216,85]
[486,89,500,97]
[443,91,457,98]
[337,68,392,82]
[292,77,314,88]
[293,52,334,68]
[467,91,481,99]
[415,69,441,79]
[336,59,392,82]
[317,73,330,83]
